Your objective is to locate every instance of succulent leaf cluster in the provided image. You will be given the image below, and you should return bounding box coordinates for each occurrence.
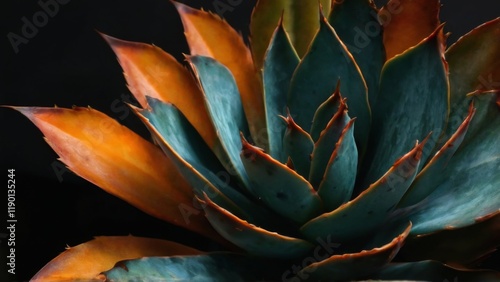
[9,0,500,281]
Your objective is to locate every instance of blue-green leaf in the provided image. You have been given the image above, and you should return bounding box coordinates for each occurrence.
[188,56,251,190]
[263,19,300,163]
[297,223,411,281]
[399,211,500,266]
[102,253,280,281]
[310,82,342,142]
[141,97,223,176]
[135,98,280,227]
[446,18,500,118]
[134,100,246,219]
[288,13,370,152]
[318,119,358,211]
[438,19,500,151]
[373,260,500,281]
[240,137,323,225]
[282,113,314,179]
[362,27,448,187]
[460,90,500,147]
[301,140,425,242]
[199,194,313,258]
[329,0,385,107]
[309,100,350,189]
[399,103,475,207]
[406,92,500,235]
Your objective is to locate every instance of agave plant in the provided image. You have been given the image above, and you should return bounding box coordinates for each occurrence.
[9,0,500,280]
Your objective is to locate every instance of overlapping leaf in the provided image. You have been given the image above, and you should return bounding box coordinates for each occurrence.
[250,0,331,68]
[174,2,266,150]
[263,19,299,163]
[288,13,370,153]
[362,26,448,187]
[12,106,220,241]
[31,236,202,281]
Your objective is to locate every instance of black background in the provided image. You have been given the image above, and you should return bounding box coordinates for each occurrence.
[0,0,499,280]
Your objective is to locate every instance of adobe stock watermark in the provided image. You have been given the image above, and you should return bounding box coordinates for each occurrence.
[282,236,341,282]
[7,0,71,54]
[339,0,403,56]
[212,0,242,18]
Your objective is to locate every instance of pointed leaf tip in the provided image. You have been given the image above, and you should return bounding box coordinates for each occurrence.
[12,106,222,241]
[175,1,267,150]
[199,193,314,258]
[99,33,219,151]
[302,140,424,242]
[240,133,323,224]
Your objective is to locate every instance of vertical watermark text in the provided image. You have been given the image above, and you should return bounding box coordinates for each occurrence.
[6,169,17,275]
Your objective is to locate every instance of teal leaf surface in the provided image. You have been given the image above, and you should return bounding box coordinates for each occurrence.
[309,99,351,189]
[362,27,448,187]
[310,83,342,141]
[134,101,246,219]
[288,13,370,152]
[136,98,279,226]
[102,253,281,281]
[199,194,314,258]
[373,260,500,281]
[318,119,358,211]
[297,223,411,281]
[282,113,315,178]
[263,19,300,163]
[399,103,475,207]
[301,140,425,242]
[329,0,385,107]
[240,137,323,225]
[406,92,500,235]
[188,56,251,190]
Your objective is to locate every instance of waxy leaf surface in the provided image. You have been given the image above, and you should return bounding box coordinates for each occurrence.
[399,104,475,207]
[282,114,314,179]
[309,101,350,189]
[101,34,218,149]
[373,260,500,281]
[103,253,280,281]
[263,20,299,163]
[407,92,500,235]
[241,138,323,225]
[288,15,370,152]
[188,56,251,190]
[31,236,202,281]
[363,27,448,187]
[297,223,411,281]
[318,119,358,211]
[199,194,313,258]
[329,0,385,106]
[175,2,266,149]
[14,106,219,240]
[310,86,342,142]
[301,141,424,242]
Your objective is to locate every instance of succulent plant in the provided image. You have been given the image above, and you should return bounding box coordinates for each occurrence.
[9,0,500,281]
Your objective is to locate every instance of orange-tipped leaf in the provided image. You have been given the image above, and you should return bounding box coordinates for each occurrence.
[173,1,267,150]
[31,236,203,281]
[101,34,218,149]
[12,106,221,241]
